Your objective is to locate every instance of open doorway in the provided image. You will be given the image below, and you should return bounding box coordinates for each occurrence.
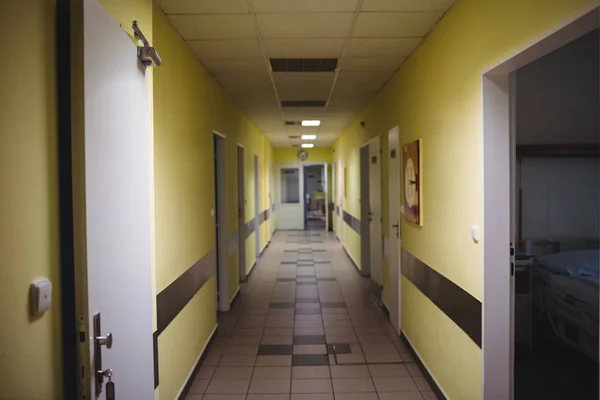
[303,164,326,230]
[482,7,599,399]
[214,133,228,312]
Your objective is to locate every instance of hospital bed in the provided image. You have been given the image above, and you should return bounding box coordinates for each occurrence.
[525,238,599,361]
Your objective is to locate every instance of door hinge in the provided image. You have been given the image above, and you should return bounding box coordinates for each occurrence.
[510,242,515,276]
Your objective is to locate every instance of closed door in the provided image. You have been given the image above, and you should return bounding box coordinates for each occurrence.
[254,155,259,259]
[78,0,154,397]
[369,137,383,286]
[337,159,344,242]
[388,127,402,334]
[277,165,304,230]
[237,146,246,281]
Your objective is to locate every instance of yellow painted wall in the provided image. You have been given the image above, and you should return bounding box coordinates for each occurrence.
[333,0,597,398]
[273,147,332,164]
[0,1,62,398]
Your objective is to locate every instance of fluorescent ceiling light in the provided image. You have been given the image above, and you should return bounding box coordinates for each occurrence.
[301,120,321,127]
[301,134,317,140]
[301,143,314,148]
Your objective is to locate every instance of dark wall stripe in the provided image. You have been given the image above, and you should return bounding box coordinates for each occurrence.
[153,331,159,388]
[156,249,216,334]
[228,230,239,257]
[244,208,271,239]
[342,210,361,235]
[401,249,482,347]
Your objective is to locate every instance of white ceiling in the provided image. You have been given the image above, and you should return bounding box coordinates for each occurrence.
[157,0,456,147]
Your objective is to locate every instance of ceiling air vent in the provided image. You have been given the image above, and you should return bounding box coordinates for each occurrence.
[281,100,327,108]
[291,144,300,148]
[285,121,301,126]
[289,135,301,139]
[270,58,338,72]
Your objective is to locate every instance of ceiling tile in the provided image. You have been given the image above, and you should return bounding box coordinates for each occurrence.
[169,15,256,40]
[256,13,354,38]
[341,57,405,72]
[263,39,346,58]
[272,72,335,84]
[252,0,359,13]
[202,58,268,72]
[157,0,249,14]
[188,39,263,59]
[336,71,392,84]
[353,12,444,38]
[361,0,456,12]
[345,38,421,57]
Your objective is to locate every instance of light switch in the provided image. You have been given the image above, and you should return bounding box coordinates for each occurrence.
[471,225,479,243]
[210,208,215,217]
[30,278,52,315]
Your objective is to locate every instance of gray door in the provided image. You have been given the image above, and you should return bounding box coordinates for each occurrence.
[238,146,246,281]
[254,155,260,261]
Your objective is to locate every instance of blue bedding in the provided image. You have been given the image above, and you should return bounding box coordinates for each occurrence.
[535,250,600,286]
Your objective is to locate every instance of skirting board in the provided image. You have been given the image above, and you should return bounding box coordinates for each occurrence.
[342,245,361,274]
[176,324,219,400]
[229,287,240,306]
[401,332,448,400]
[246,259,257,278]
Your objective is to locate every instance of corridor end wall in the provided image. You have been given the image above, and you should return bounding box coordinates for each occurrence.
[333,0,597,398]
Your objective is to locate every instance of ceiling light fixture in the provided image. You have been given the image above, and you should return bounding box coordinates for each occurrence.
[301,120,321,127]
[301,134,317,140]
[301,143,315,148]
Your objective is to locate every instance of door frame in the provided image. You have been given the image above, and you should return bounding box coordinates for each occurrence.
[254,155,260,261]
[367,135,383,297]
[302,162,329,231]
[337,158,344,243]
[237,144,246,282]
[213,131,229,312]
[481,7,599,399]
[387,126,402,334]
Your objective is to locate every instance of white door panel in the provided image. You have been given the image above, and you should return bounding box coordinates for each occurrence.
[277,164,304,230]
[83,0,154,398]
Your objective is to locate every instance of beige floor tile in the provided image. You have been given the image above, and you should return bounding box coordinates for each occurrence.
[253,366,292,379]
[256,355,292,366]
[292,366,331,379]
[413,377,432,391]
[212,367,253,380]
[200,395,246,400]
[291,378,333,393]
[205,379,249,394]
[364,353,402,363]
[368,364,410,378]
[188,379,209,394]
[420,391,437,399]
[332,394,379,400]
[196,366,215,380]
[262,336,293,345]
[218,355,256,367]
[290,394,334,400]
[373,377,418,392]
[332,378,375,393]
[330,365,370,378]
[247,395,290,400]
[377,392,424,400]
[406,363,424,377]
[248,378,291,394]
[224,344,259,355]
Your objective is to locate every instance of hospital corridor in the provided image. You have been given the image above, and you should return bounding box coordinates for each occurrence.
[1,0,599,399]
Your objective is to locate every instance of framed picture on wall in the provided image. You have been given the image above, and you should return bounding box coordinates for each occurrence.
[403,139,421,225]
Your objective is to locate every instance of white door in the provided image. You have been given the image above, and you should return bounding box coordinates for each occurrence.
[277,164,304,230]
[323,163,329,232]
[337,159,344,242]
[369,137,383,287]
[80,0,154,398]
[387,126,402,334]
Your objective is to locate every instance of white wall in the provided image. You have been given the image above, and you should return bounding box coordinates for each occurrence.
[516,29,599,145]
[520,157,599,239]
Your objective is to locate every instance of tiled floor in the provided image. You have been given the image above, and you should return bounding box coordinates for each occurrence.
[187,230,437,400]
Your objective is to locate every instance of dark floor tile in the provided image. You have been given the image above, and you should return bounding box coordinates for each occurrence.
[258,345,294,356]
[295,308,321,315]
[313,249,326,252]
[297,281,317,286]
[314,261,331,264]
[292,354,330,366]
[270,302,295,309]
[276,278,297,282]
[321,302,346,309]
[281,261,297,265]
[294,335,326,345]
[296,298,320,304]
[296,274,315,278]
[317,277,336,281]
[327,343,352,354]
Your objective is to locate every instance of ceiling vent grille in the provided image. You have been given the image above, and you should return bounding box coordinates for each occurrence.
[289,135,301,139]
[285,121,301,126]
[291,144,300,148]
[270,58,338,72]
[281,100,326,108]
